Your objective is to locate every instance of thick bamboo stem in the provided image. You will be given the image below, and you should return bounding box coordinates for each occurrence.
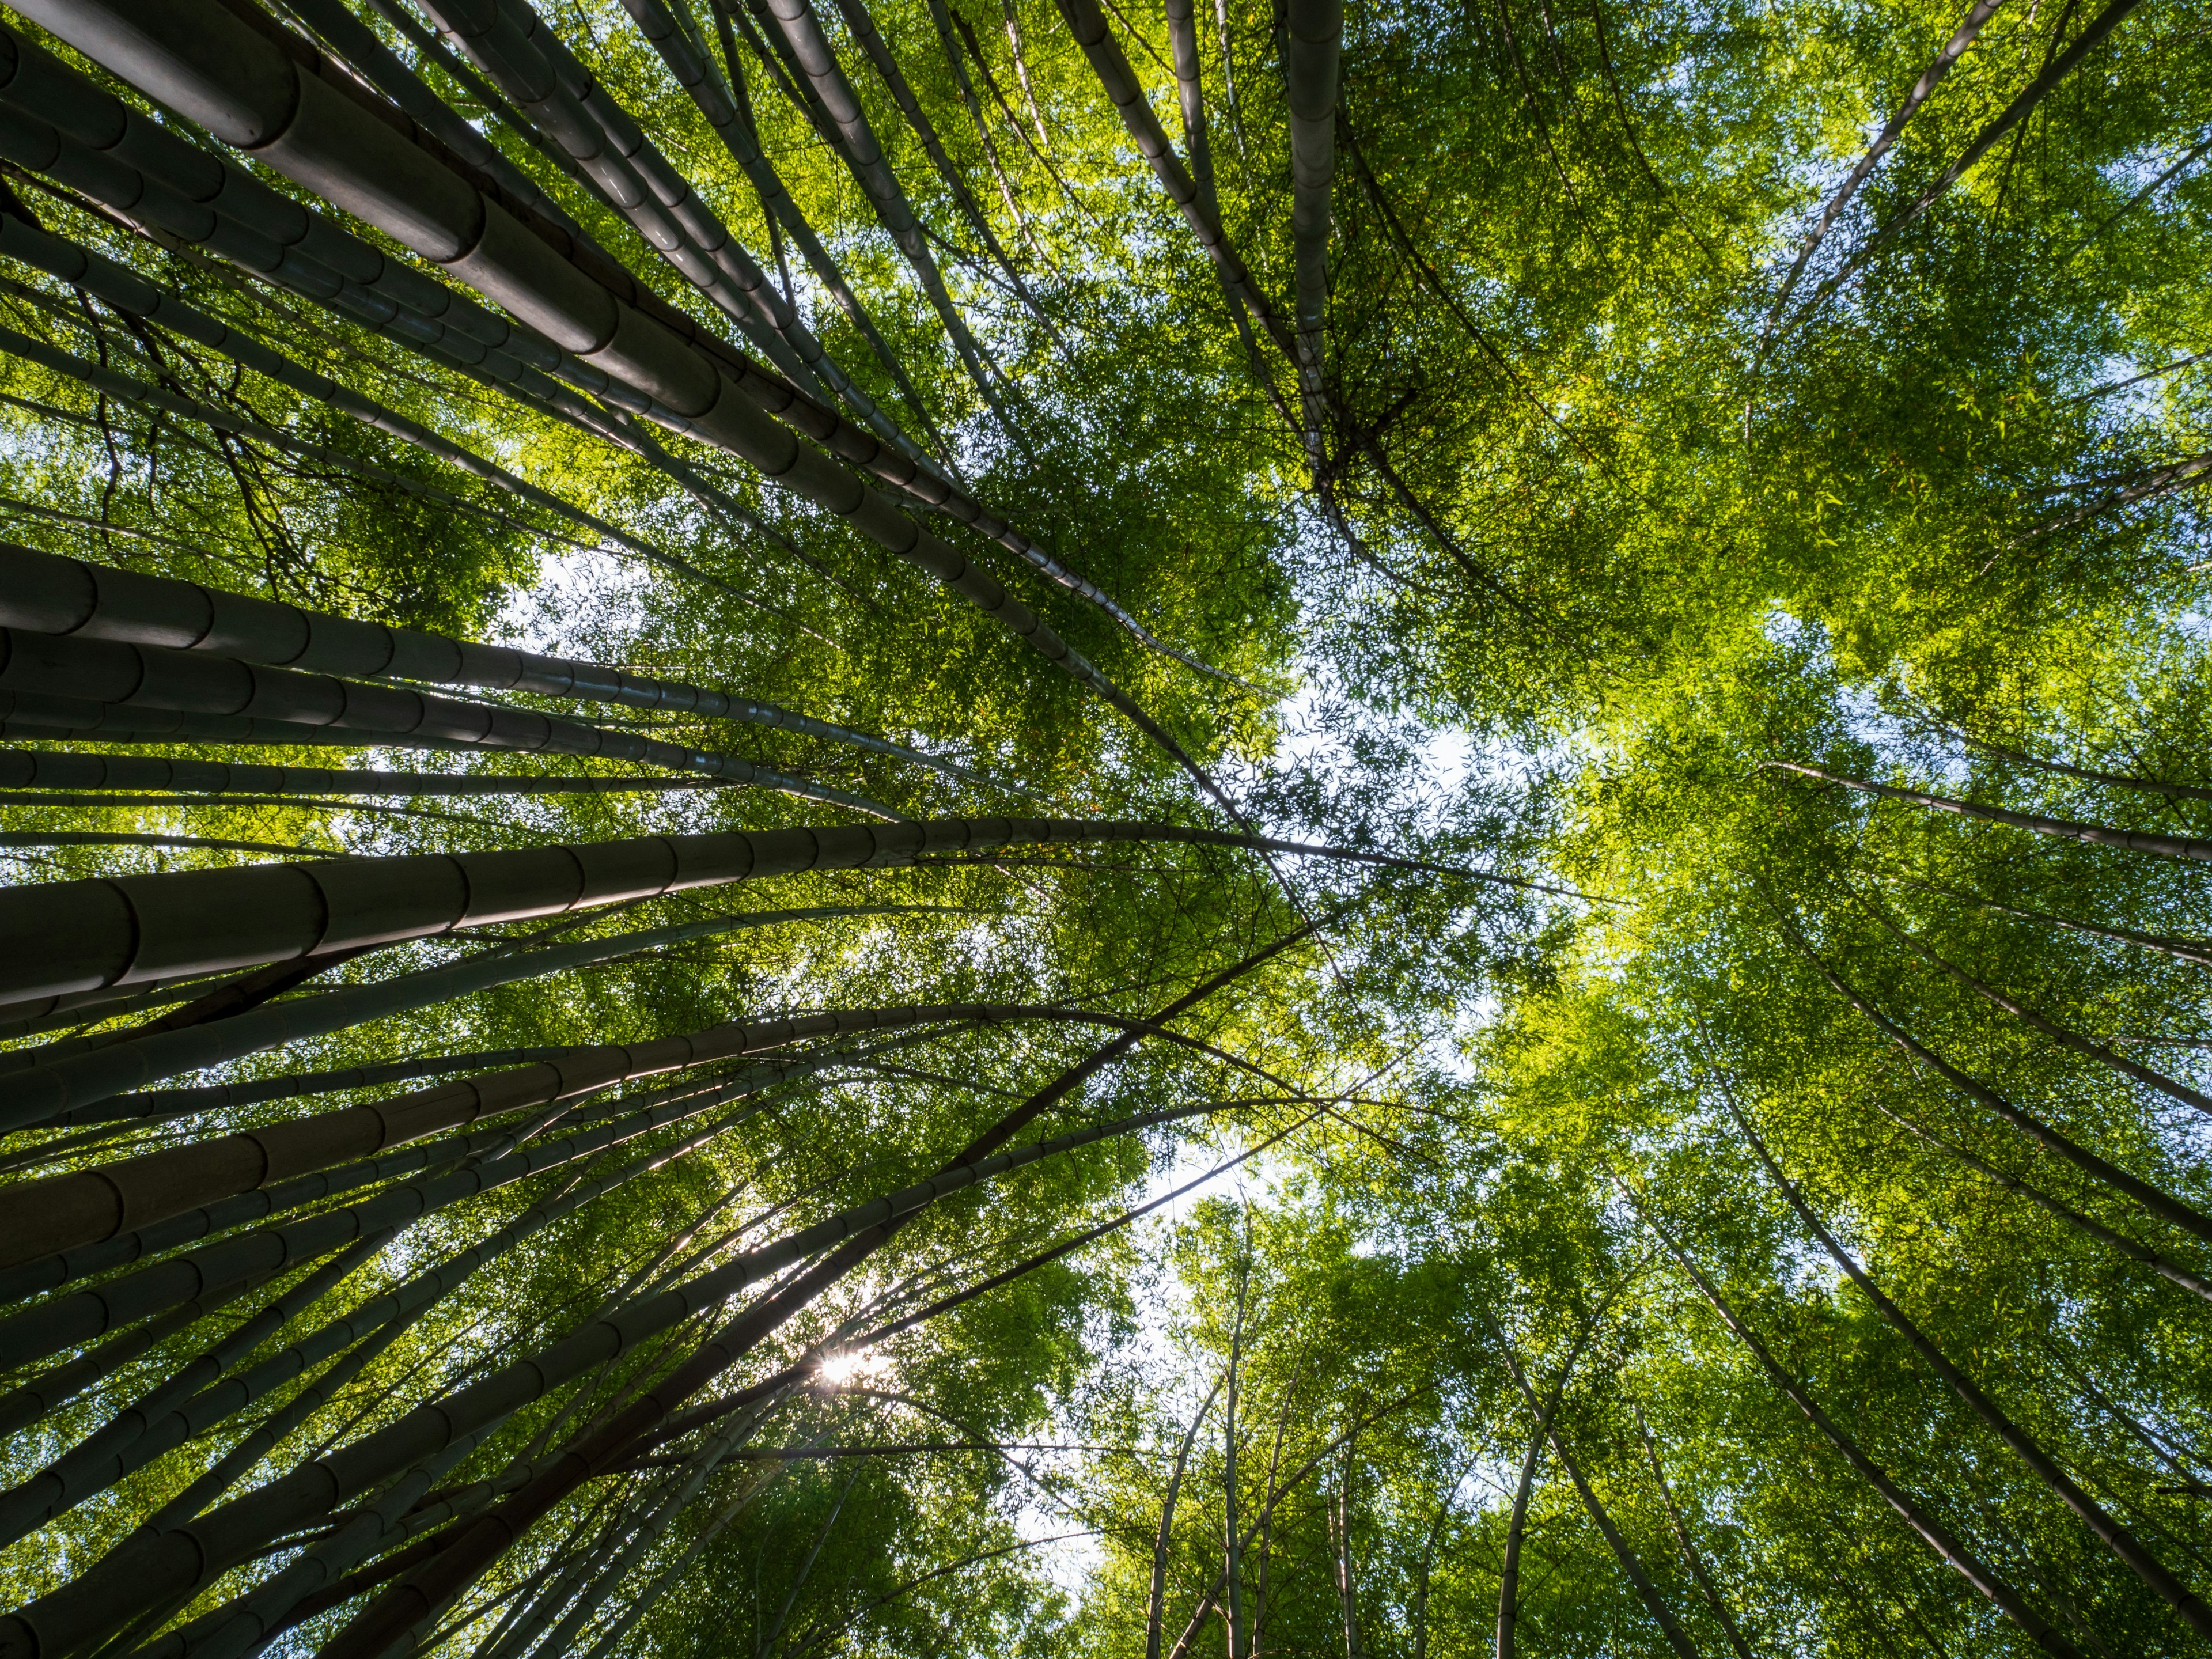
[0,544,972,785]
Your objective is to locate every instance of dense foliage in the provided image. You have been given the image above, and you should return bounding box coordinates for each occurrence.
[0,0,2204,1649]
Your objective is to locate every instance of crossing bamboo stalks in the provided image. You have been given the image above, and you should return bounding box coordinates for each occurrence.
[1757,0,2006,342]
[0,543,986,787]
[0,1053,830,1374]
[406,0,832,398]
[0,1272,264,1437]
[0,995,1263,1255]
[0,902,951,1145]
[1619,1180,2086,1659]
[0,1116,547,1306]
[753,0,1018,433]
[272,0,582,238]
[0,1227,400,1545]
[1778,0,2147,343]
[0,215,814,601]
[819,0,1062,344]
[1728,1100,2212,1636]
[642,0,959,473]
[1050,0,1296,363]
[1846,885,2212,1119]
[1770,911,2212,1246]
[1,1071,785,1543]
[0,11,1241,688]
[230,934,1295,1652]
[0,627,896,816]
[0,22,573,391]
[624,0,959,475]
[0,308,791,626]
[0,1097,1241,1658]
[18,0,1250,782]
[1858,1091,2212,1303]
[924,0,1041,258]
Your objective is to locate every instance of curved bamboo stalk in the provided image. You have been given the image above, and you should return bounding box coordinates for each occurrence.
[1616,1178,2085,1659]
[0,627,895,815]
[1764,759,2212,862]
[0,541,982,787]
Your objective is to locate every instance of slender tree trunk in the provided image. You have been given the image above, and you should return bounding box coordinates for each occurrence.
[1224,1270,1248,1659]
[1495,1337,1704,1659]
[1770,914,2212,1247]
[1859,1092,2212,1303]
[1630,1402,1760,1659]
[1333,1443,1363,1659]
[1877,872,2212,971]
[1849,884,2212,1118]
[1759,0,2005,337]
[1282,0,1340,462]
[1618,1179,2086,1659]
[1725,1096,2212,1637]
[1150,1377,1225,1659]
[1780,0,2149,336]
[1496,1411,1546,1659]
[1765,759,2212,862]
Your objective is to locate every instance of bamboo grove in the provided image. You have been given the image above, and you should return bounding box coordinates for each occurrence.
[0,0,2199,1646]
